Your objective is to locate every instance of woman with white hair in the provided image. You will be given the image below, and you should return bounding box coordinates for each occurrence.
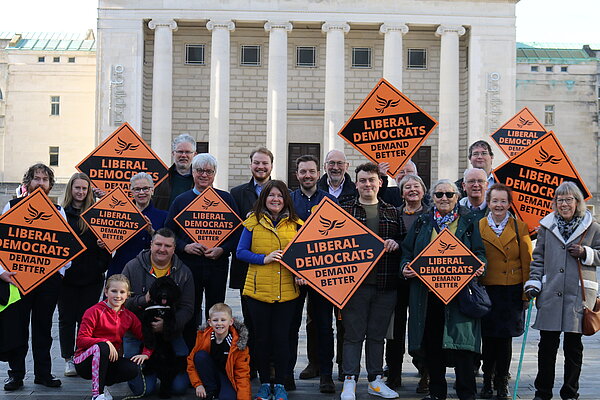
[524,181,600,400]
[402,179,486,400]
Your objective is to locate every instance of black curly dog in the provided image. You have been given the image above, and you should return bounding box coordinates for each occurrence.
[142,276,186,398]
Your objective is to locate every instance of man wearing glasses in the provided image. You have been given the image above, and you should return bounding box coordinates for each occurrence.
[317,149,357,205]
[165,153,240,349]
[456,140,495,197]
[459,168,489,220]
[107,172,167,277]
[152,134,197,210]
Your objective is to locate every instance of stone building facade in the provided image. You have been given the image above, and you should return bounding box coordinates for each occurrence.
[0,31,96,186]
[516,44,600,200]
[96,0,519,190]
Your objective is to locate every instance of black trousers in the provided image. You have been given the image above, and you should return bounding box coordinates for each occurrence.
[183,264,228,349]
[534,330,583,400]
[385,281,410,375]
[58,281,104,359]
[7,274,61,380]
[481,336,512,379]
[423,293,476,400]
[75,342,139,395]
[245,296,297,384]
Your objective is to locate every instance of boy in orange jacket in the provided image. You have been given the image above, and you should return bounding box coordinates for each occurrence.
[187,303,251,400]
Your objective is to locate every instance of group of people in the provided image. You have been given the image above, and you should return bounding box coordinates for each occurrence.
[0,136,598,400]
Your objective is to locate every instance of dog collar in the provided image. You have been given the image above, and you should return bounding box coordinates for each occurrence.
[144,305,172,311]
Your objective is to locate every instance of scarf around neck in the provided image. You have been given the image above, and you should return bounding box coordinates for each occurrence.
[487,212,510,237]
[556,213,583,242]
[433,205,459,232]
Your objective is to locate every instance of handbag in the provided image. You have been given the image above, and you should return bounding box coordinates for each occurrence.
[575,229,600,336]
[457,278,492,318]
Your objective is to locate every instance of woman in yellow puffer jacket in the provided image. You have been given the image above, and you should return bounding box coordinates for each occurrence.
[236,180,302,400]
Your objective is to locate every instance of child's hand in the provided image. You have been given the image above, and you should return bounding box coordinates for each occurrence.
[195,385,207,398]
[130,354,149,365]
[106,341,118,362]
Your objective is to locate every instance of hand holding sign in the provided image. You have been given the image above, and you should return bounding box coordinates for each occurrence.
[279,197,385,309]
[407,229,485,305]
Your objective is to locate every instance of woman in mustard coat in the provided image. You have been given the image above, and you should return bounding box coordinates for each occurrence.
[478,183,532,400]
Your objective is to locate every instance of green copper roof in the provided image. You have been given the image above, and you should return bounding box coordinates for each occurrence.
[0,32,95,52]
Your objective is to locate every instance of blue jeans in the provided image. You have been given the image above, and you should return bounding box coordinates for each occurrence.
[123,335,190,396]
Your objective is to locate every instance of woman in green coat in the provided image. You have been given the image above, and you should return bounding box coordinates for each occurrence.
[401,179,486,400]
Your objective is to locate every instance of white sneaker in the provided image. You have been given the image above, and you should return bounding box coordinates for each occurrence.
[64,359,77,377]
[92,394,106,400]
[340,376,356,400]
[368,375,399,398]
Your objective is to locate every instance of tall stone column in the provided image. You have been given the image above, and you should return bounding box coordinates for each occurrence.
[264,21,292,180]
[148,19,177,164]
[322,22,350,155]
[436,25,465,180]
[380,23,409,89]
[207,20,235,189]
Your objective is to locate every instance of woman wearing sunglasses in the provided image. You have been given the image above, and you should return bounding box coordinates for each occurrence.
[401,179,486,400]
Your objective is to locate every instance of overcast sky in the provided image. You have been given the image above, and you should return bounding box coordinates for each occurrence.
[0,0,598,46]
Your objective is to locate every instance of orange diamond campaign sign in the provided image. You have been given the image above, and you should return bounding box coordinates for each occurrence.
[174,187,243,248]
[279,197,385,309]
[0,188,86,295]
[76,122,169,194]
[406,228,484,305]
[80,187,149,252]
[493,131,591,236]
[490,107,547,158]
[337,78,438,178]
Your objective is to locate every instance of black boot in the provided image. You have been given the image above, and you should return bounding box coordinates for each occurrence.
[479,374,493,399]
[495,375,510,400]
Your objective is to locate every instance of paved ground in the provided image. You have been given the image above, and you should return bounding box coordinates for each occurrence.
[1,287,599,400]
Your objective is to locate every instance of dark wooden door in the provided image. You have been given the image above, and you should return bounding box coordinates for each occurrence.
[287,143,321,190]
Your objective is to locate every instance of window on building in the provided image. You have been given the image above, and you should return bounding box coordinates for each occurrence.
[296,46,316,67]
[352,47,372,68]
[241,45,261,66]
[407,48,427,69]
[544,105,555,126]
[561,66,568,72]
[68,57,75,63]
[50,96,60,116]
[49,147,59,166]
[0,88,3,101]
[196,142,208,154]
[531,66,539,72]
[38,56,45,63]
[185,44,205,65]
[53,56,60,63]
[545,66,553,72]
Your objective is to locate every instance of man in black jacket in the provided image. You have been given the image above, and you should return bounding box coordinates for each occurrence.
[317,149,357,205]
[229,147,273,378]
[152,134,197,210]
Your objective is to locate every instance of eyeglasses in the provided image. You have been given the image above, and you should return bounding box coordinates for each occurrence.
[556,197,575,205]
[433,192,456,199]
[466,179,487,185]
[131,186,152,193]
[327,161,347,167]
[174,150,194,155]
[471,151,490,157]
[195,168,215,176]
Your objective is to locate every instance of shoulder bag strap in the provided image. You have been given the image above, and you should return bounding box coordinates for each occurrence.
[577,228,589,302]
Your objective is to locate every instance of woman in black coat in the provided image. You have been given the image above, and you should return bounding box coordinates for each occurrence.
[58,173,111,377]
